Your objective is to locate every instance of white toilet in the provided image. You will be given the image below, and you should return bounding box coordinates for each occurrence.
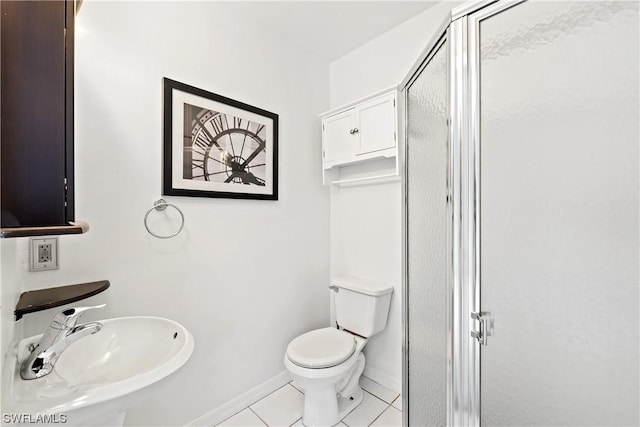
[284,276,393,426]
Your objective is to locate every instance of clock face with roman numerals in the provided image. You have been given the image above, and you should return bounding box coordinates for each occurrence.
[184,103,267,186]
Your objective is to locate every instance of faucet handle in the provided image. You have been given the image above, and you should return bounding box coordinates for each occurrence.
[52,304,106,329]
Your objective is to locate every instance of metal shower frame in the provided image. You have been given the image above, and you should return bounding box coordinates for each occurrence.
[400,1,526,425]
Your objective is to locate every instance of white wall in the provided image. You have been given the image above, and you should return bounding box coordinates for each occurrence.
[330,2,458,107]
[1,0,460,420]
[328,2,457,392]
[10,2,330,425]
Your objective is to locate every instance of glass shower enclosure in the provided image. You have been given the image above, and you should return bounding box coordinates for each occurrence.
[403,1,639,425]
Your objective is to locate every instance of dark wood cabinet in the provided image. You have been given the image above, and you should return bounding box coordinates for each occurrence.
[1,0,80,236]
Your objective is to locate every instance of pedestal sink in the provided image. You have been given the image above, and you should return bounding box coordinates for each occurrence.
[2,317,194,426]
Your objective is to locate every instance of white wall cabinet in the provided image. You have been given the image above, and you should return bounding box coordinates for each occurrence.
[357,93,396,154]
[321,88,399,185]
[323,109,358,162]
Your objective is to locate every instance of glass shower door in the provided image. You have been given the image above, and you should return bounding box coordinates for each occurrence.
[405,36,449,426]
[475,1,639,425]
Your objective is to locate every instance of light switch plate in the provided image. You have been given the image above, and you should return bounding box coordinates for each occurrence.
[30,237,59,271]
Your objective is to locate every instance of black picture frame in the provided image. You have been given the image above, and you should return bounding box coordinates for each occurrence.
[163,78,278,200]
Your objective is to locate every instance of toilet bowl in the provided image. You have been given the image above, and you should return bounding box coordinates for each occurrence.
[284,276,393,426]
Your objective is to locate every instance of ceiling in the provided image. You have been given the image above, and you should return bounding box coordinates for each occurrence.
[221,1,439,61]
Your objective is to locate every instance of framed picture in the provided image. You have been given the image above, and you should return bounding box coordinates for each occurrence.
[163,78,278,200]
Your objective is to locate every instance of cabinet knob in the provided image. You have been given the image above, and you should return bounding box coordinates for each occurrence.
[353,128,359,134]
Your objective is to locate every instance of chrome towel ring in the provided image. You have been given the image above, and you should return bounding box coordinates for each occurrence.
[144,199,185,239]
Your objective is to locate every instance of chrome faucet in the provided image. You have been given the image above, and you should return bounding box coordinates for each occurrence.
[20,304,105,380]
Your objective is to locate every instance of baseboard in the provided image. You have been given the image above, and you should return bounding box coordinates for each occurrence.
[185,371,292,426]
[363,365,401,395]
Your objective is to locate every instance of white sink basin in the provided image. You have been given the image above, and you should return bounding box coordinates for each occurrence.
[2,317,194,426]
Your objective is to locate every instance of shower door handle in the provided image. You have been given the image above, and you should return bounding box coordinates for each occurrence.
[471,311,494,346]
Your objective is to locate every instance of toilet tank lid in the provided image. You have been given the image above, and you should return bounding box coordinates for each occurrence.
[332,276,393,296]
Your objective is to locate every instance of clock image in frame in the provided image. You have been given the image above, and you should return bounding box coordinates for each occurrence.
[184,104,267,186]
[163,78,278,200]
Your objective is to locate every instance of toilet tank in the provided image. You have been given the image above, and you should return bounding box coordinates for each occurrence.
[332,276,393,338]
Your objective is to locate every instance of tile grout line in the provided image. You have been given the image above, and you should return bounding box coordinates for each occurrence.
[340,389,376,426]
[246,383,292,427]
[367,402,393,427]
[227,378,398,427]
[248,382,295,411]
[249,383,304,427]
[215,406,256,427]
[390,394,401,410]
[248,406,269,427]
[219,381,294,426]
[360,380,400,406]
[342,390,389,427]
[290,382,304,394]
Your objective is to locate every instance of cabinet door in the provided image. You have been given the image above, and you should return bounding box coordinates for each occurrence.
[1,0,74,228]
[356,93,396,154]
[322,109,358,163]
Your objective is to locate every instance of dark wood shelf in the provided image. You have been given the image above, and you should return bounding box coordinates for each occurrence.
[0,221,89,238]
[15,280,109,320]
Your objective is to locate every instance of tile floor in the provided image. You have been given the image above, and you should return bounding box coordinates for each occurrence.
[216,376,402,427]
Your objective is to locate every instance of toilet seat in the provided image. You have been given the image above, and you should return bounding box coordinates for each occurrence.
[286,327,356,369]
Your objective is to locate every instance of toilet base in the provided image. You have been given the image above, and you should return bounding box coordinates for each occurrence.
[302,385,364,427]
[300,353,366,426]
